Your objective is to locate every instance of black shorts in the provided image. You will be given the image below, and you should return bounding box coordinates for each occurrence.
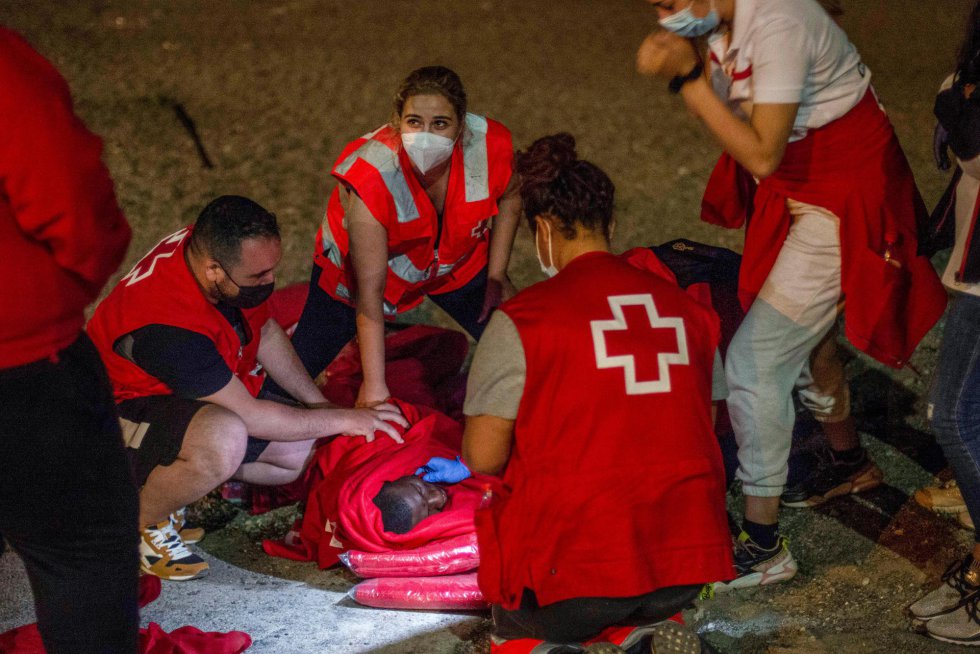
[116,395,271,486]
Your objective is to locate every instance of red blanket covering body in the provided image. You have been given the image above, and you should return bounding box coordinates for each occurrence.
[264,401,501,569]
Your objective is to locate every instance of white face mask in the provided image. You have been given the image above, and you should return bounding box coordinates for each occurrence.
[535,222,559,278]
[401,131,455,174]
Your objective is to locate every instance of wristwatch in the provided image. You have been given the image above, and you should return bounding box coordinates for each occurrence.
[669,62,704,94]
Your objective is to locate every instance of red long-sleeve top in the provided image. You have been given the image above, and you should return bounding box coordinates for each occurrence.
[0,27,131,368]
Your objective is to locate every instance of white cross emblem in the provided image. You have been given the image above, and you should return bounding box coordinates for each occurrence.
[590,294,689,395]
[121,228,188,287]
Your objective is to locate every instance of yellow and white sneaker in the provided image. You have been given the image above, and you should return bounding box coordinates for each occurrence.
[915,479,967,515]
[139,519,209,581]
[172,507,205,545]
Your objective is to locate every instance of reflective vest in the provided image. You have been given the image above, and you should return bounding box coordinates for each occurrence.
[314,114,513,315]
[87,227,269,402]
[476,252,734,610]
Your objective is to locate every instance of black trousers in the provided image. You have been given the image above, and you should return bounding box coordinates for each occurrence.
[0,334,139,653]
[493,584,702,647]
[265,263,489,398]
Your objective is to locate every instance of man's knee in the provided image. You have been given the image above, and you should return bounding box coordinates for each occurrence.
[183,404,248,481]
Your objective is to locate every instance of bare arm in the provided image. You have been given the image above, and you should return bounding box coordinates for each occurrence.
[255,318,328,406]
[680,79,798,179]
[201,374,407,443]
[636,31,799,179]
[462,414,515,476]
[347,193,391,406]
[479,172,521,321]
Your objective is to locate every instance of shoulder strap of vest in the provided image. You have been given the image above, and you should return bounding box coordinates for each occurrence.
[332,125,421,225]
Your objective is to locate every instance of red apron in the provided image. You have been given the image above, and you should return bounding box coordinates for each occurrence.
[702,90,947,368]
[478,252,733,610]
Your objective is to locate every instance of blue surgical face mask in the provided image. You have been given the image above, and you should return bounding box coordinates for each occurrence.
[659,0,720,38]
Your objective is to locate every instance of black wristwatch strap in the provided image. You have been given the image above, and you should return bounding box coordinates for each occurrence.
[669,62,704,94]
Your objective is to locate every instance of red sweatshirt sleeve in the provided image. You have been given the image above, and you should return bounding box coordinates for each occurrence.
[0,28,131,301]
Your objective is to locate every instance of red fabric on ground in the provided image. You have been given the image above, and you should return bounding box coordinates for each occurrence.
[320,325,469,416]
[0,576,251,653]
[348,572,488,610]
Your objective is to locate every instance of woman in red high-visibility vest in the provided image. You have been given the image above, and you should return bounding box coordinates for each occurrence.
[274,66,521,407]
[461,134,733,653]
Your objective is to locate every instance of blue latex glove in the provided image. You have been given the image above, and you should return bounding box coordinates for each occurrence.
[415,456,471,484]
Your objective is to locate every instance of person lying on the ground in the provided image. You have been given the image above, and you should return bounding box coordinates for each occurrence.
[87,195,407,582]
[264,402,500,568]
[373,455,472,534]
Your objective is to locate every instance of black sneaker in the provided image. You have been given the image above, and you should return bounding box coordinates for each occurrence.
[781,446,883,508]
[713,532,798,592]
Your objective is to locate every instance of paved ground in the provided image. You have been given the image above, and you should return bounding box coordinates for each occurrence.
[1,1,978,652]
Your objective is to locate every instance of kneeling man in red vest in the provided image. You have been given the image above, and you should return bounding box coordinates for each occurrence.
[87,195,407,581]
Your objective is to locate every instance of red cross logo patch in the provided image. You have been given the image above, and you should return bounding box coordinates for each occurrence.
[590,294,689,395]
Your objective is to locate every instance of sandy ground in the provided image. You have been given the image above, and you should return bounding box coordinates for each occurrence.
[1,0,978,652]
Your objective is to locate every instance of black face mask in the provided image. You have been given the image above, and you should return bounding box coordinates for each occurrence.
[216,263,274,309]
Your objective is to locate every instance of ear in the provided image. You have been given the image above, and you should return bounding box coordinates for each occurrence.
[533,214,552,233]
[203,259,223,283]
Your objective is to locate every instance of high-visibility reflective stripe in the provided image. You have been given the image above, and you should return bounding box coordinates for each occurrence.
[319,219,344,268]
[389,253,432,284]
[335,139,421,224]
[462,113,490,203]
[333,282,396,317]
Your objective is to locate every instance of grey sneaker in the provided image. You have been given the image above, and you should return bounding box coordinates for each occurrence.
[926,593,980,646]
[910,555,980,621]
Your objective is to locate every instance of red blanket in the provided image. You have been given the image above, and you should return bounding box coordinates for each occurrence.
[264,402,501,568]
[0,576,251,653]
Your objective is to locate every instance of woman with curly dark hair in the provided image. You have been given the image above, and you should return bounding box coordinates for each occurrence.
[273,66,521,408]
[459,134,733,653]
[908,2,980,645]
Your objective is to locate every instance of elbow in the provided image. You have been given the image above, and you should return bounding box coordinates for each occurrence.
[461,446,505,477]
[744,159,778,180]
[467,458,505,477]
[743,151,784,180]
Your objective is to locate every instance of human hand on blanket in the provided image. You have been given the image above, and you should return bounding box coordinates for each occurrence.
[415,456,471,484]
[338,403,409,443]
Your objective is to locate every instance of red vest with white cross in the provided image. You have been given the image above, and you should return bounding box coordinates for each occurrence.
[476,251,734,610]
[87,227,269,402]
[313,114,513,316]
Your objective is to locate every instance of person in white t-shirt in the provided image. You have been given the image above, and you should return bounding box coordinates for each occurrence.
[636,0,947,590]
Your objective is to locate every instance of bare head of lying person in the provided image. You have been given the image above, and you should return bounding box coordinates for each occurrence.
[373,475,449,534]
